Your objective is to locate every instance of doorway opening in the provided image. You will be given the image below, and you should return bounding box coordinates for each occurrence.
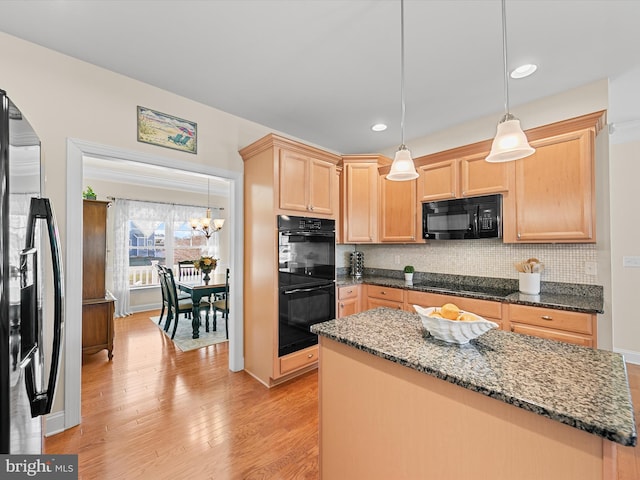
[62,138,244,433]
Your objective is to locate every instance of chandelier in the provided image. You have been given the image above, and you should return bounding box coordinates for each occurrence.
[190,178,225,239]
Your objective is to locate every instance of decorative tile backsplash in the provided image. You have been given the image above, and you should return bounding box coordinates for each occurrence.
[337,239,600,285]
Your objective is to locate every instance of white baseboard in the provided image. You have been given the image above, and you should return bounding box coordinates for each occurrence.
[44,410,66,437]
[129,303,161,314]
[613,347,640,365]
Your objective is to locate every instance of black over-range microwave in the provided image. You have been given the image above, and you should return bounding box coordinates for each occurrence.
[422,194,502,240]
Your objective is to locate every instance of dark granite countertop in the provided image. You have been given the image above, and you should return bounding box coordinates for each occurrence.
[311,307,637,446]
[337,274,604,314]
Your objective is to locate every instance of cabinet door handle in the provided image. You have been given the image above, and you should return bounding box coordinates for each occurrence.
[510,326,514,332]
[340,303,344,308]
[380,291,387,295]
[517,232,521,239]
[541,315,553,321]
[307,353,314,359]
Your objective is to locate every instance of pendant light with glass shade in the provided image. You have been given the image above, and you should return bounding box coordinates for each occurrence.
[386,0,419,181]
[485,0,535,163]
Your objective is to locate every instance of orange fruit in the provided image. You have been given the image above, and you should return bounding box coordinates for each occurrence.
[441,303,460,320]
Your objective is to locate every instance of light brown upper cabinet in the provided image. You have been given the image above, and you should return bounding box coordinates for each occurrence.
[279,148,337,216]
[415,146,511,202]
[340,155,391,243]
[416,159,459,201]
[378,165,419,243]
[502,110,605,243]
[460,151,511,197]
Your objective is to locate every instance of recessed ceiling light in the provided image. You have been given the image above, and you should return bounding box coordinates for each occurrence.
[371,123,388,132]
[510,64,537,79]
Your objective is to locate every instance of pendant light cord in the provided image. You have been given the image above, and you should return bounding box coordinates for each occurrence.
[400,0,406,147]
[501,0,510,116]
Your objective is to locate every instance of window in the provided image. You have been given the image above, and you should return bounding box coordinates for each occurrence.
[124,202,215,288]
[173,220,207,263]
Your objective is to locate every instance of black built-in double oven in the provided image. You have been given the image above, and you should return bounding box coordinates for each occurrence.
[277,215,335,357]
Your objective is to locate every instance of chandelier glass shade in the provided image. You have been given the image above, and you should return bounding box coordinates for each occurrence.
[190,209,224,239]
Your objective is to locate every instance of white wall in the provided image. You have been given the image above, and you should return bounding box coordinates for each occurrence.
[608,66,640,362]
[0,31,273,425]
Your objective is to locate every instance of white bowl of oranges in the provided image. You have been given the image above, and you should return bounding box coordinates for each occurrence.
[414,303,499,345]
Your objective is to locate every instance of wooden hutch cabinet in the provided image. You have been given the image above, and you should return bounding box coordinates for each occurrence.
[82,199,115,360]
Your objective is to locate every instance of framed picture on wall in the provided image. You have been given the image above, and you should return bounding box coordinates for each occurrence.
[137,106,198,154]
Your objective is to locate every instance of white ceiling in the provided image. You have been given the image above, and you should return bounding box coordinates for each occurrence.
[1,0,639,155]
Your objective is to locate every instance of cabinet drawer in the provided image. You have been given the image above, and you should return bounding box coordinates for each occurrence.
[511,323,593,348]
[508,304,593,335]
[366,286,404,302]
[279,345,318,375]
[338,285,360,300]
[406,290,502,319]
[367,297,403,311]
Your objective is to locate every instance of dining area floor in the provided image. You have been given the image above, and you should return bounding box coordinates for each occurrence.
[44,310,318,479]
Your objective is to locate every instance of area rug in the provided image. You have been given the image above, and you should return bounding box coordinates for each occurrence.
[149,314,228,352]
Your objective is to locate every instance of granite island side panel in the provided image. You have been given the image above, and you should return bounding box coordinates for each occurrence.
[311,307,636,446]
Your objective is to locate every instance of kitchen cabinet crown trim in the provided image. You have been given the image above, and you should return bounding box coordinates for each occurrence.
[412,110,606,168]
[239,133,341,164]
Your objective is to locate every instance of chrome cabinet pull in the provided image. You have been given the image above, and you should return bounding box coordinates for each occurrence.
[541,315,553,321]
[307,354,314,358]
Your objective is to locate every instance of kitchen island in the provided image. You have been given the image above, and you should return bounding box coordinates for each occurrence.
[311,307,636,480]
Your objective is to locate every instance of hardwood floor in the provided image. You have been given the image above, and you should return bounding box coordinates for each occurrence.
[45,310,640,479]
[44,311,319,479]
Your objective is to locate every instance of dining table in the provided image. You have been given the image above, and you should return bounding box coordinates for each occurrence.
[177,273,227,339]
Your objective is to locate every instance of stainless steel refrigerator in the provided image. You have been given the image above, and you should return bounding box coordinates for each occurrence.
[0,90,64,454]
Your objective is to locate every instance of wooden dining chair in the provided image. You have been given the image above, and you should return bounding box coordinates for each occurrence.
[156,264,170,328]
[165,267,209,340]
[211,268,230,339]
[177,260,196,280]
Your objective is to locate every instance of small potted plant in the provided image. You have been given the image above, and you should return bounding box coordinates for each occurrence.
[82,186,97,200]
[403,265,415,284]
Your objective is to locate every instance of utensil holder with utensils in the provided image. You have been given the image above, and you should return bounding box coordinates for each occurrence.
[519,272,541,295]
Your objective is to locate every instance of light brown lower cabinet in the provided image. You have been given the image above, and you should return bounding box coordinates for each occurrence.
[279,345,318,376]
[338,283,597,347]
[507,304,596,347]
[337,285,361,318]
[366,285,404,310]
[406,290,505,330]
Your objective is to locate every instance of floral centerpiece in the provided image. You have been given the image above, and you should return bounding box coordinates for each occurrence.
[193,256,217,274]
